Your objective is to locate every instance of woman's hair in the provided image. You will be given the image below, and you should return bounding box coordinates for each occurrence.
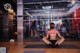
[50,23,55,29]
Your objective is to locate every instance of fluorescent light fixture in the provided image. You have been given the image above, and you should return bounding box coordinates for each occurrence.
[42,6,52,9]
[71,0,76,5]
[25,12,32,17]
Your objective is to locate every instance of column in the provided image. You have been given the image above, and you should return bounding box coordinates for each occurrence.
[17,0,23,44]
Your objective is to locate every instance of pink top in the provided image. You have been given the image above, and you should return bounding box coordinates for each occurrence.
[48,29,58,35]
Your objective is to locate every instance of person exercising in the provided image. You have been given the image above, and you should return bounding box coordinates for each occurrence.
[42,23,65,47]
[8,8,16,42]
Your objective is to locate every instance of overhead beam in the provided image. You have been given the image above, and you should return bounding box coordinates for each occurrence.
[23,0,80,4]
[68,3,80,14]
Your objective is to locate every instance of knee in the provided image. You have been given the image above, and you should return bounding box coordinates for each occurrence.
[42,37,45,41]
[63,38,65,41]
[62,38,65,41]
[42,37,47,41]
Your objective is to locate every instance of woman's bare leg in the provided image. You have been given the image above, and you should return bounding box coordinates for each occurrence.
[30,29,33,37]
[55,38,65,45]
[34,30,38,37]
[42,37,52,45]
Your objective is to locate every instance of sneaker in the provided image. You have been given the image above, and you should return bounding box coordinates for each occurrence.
[9,39,14,42]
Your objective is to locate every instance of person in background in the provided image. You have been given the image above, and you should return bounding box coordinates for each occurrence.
[42,23,65,47]
[61,26,67,37]
[8,8,16,42]
[30,20,38,38]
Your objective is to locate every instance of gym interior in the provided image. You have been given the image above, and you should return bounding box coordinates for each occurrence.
[0,0,80,53]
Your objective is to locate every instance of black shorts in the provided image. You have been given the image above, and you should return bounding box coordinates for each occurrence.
[49,40,59,47]
[50,40,57,45]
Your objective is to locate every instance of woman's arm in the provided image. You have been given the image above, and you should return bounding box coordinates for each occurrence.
[45,32,49,39]
[55,31,65,45]
[42,31,52,44]
[57,31,64,39]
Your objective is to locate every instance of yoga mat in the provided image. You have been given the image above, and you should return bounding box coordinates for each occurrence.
[25,37,80,42]
[24,50,45,53]
[24,44,80,49]
[25,37,42,42]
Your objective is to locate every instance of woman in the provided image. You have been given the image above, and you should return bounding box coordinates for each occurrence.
[42,23,65,47]
[30,20,38,38]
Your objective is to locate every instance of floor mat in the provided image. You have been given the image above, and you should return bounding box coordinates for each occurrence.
[24,38,80,42]
[24,44,80,49]
[24,37,42,42]
[24,50,45,53]
[65,38,80,42]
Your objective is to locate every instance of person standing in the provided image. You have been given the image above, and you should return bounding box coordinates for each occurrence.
[30,20,38,38]
[8,8,16,42]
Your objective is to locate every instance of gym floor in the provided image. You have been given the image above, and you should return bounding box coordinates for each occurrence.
[0,38,80,53]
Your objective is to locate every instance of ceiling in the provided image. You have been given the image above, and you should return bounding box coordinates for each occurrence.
[23,0,80,3]
[23,0,80,17]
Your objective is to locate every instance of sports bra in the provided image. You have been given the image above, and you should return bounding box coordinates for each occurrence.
[48,29,58,36]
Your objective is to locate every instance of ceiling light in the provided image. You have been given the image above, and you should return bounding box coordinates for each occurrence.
[25,12,32,17]
[42,6,51,10]
[71,0,76,5]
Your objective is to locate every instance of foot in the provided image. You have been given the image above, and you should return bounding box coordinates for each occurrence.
[9,39,14,42]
